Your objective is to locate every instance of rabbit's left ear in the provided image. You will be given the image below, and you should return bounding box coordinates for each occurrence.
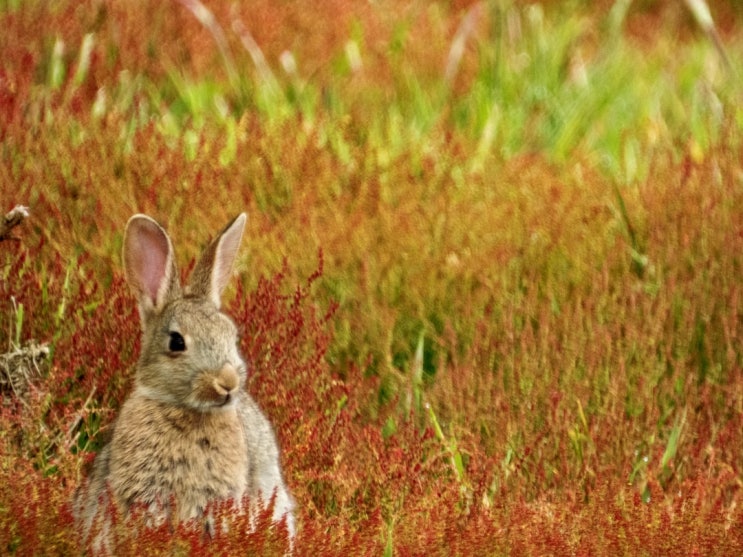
[123,214,181,321]
[187,213,247,308]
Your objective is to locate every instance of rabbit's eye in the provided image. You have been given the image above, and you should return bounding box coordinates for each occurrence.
[168,331,187,352]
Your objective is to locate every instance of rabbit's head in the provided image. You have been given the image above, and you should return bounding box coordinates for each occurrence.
[123,213,248,412]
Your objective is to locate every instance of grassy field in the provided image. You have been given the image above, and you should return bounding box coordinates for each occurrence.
[1,0,743,554]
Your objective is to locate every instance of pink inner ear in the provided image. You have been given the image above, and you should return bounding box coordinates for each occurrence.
[213,240,237,294]
[131,223,171,305]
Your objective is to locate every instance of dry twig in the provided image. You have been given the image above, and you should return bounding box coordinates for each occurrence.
[0,340,49,400]
[0,205,30,242]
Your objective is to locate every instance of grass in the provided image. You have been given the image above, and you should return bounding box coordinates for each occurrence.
[1,0,743,554]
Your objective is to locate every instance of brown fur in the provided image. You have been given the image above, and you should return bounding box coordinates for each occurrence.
[74,214,295,554]
[108,396,249,524]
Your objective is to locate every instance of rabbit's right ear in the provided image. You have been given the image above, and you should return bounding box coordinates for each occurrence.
[123,215,180,320]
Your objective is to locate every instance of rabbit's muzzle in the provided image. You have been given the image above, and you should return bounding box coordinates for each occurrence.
[192,363,241,409]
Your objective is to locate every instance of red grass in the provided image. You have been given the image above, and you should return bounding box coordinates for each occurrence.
[2,1,743,554]
[3,147,743,555]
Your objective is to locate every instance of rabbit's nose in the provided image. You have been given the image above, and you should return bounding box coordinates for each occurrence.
[213,363,240,396]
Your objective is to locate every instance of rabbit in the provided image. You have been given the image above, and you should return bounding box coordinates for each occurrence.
[74,213,295,553]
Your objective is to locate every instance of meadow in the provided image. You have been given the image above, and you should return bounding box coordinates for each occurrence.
[1,0,742,554]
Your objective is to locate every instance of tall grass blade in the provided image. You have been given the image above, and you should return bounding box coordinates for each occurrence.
[72,33,95,87]
[427,403,465,485]
[684,0,732,71]
[611,182,648,278]
[232,17,280,96]
[12,297,24,348]
[607,0,633,39]
[407,331,425,416]
[48,38,66,90]
[178,0,240,90]
[661,407,686,470]
[445,2,483,85]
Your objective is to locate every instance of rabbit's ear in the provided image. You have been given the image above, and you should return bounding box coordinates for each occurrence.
[123,215,180,319]
[187,213,247,308]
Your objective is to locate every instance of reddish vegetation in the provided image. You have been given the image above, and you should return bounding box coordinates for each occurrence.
[3,154,742,554]
[1,0,743,555]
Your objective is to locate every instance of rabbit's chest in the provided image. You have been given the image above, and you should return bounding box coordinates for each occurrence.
[109,399,249,513]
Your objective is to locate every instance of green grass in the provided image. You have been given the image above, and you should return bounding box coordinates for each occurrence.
[2,0,743,554]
